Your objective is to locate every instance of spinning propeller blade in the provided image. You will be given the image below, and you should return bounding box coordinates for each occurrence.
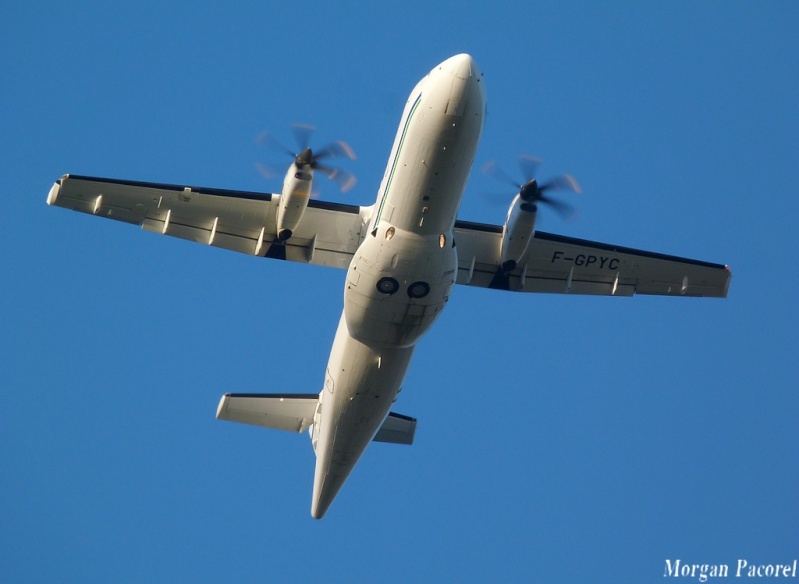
[256,124,357,192]
[483,155,581,220]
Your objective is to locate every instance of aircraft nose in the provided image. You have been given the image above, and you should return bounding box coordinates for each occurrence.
[454,53,480,80]
[436,53,481,80]
[437,54,485,118]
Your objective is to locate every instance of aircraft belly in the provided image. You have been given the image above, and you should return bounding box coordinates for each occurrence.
[344,229,457,348]
[312,313,414,518]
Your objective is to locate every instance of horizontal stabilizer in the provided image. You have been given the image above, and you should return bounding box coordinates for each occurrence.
[374,412,416,445]
[216,393,317,433]
[216,393,416,445]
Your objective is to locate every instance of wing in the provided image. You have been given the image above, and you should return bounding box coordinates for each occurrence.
[47,174,368,268]
[454,220,731,297]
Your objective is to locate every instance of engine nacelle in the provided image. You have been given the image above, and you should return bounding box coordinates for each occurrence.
[500,194,537,271]
[276,162,313,241]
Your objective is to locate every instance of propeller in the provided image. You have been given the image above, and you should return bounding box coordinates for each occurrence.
[482,155,581,219]
[255,123,357,192]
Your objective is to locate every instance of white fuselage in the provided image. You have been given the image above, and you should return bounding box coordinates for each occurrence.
[310,54,485,518]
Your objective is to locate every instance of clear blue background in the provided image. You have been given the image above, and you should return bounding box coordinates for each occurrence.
[2,2,796,582]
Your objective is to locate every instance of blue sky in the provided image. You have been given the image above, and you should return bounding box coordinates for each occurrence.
[2,2,797,582]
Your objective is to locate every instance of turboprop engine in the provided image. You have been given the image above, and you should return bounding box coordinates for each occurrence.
[484,156,581,271]
[501,192,538,271]
[258,124,356,242]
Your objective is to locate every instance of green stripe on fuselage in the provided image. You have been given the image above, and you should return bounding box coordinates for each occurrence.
[372,93,423,231]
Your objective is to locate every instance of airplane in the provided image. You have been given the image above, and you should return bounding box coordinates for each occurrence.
[46,53,731,519]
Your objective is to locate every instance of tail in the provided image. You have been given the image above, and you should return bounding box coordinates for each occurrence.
[217,392,416,518]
